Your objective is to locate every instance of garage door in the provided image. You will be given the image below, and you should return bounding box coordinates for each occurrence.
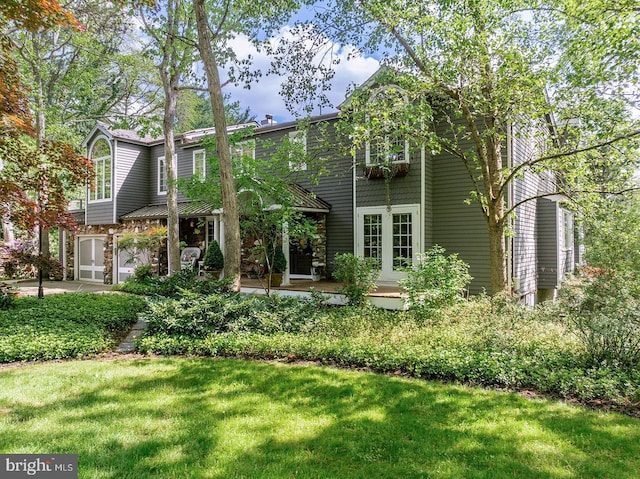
[78,236,105,282]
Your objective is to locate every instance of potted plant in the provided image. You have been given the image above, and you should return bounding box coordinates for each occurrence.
[269,244,287,287]
[202,240,224,279]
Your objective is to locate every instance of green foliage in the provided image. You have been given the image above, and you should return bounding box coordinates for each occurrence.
[332,253,380,306]
[583,194,640,273]
[113,266,231,299]
[141,293,316,338]
[0,283,16,310]
[203,240,224,271]
[271,244,287,274]
[556,268,640,368]
[131,264,154,282]
[0,293,147,362]
[399,245,472,313]
[138,290,640,407]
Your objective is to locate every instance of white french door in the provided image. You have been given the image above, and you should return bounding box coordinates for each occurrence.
[356,204,420,282]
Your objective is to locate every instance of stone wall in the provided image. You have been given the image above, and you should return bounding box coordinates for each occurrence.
[66,219,164,284]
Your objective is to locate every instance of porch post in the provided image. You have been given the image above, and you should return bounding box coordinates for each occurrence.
[213,216,220,243]
[282,221,290,286]
[218,217,225,256]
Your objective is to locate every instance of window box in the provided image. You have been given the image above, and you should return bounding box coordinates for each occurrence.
[363,161,410,179]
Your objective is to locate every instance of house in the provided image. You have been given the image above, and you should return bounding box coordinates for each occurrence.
[62,77,578,304]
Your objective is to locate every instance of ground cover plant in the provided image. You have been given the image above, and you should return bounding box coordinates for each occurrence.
[113,266,230,298]
[0,293,147,362]
[137,291,640,412]
[1,358,638,478]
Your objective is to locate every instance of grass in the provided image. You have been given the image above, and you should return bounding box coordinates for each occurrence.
[0,293,147,362]
[1,358,639,478]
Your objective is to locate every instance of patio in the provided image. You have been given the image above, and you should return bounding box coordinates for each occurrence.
[240,277,406,309]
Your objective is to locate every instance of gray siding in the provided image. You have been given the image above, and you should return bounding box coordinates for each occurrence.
[254,120,354,273]
[86,201,114,225]
[355,145,421,207]
[115,141,150,218]
[149,142,193,205]
[86,130,115,225]
[424,148,433,249]
[537,198,559,289]
[431,119,491,294]
[511,124,541,298]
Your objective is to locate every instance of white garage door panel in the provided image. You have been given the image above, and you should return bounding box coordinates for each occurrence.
[78,237,105,282]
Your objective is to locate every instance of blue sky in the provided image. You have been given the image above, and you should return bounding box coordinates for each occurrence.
[219,29,380,124]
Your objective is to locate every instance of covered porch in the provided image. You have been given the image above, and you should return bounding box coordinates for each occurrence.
[239,277,405,310]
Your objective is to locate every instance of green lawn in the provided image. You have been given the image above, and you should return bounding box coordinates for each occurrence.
[1,358,638,479]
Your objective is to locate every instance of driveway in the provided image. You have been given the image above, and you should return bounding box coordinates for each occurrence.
[7,280,114,297]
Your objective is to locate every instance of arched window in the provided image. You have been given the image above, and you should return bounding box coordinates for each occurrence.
[89,138,112,201]
[365,86,410,166]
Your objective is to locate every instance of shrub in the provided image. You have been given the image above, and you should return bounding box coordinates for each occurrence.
[332,253,380,306]
[0,283,16,310]
[203,240,224,271]
[399,245,472,312]
[557,268,640,368]
[271,244,287,274]
[114,267,231,299]
[131,264,154,282]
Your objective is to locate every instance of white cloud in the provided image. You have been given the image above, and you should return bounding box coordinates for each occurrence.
[220,31,379,124]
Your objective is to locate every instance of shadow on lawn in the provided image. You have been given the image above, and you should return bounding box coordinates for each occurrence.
[1,358,638,478]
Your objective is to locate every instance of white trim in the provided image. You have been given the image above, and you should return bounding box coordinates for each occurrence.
[62,229,67,281]
[76,235,107,283]
[193,149,206,179]
[365,137,409,166]
[87,135,113,203]
[352,150,357,253]
[157,155,167,195]
[420,144,426,251]
[113,139,118,223]
[282,222,290,286]
[356,204,421,282]
[288,130,307,171]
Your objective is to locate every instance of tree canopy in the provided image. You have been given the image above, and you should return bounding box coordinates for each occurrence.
[273,0,640,292]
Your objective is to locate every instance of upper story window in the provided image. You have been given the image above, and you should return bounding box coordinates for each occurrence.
[231,141,255,163]
[231,140,255,175]
[158,156,167,195]
[288,131,307,171]
[89,138,111,202]
[158,154,176,195]
[193,150,206,180]
[364,86,410,166]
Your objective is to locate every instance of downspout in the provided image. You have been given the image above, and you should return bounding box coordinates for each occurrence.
[506,123,514,293]
[421,144,426,253]
[112,139,118,224]
[352,148,357,254]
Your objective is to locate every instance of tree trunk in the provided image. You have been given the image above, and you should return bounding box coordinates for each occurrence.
[161,82,181,276]
[488,210,508,293]
[158,0,182,277]
[194,0,242,291]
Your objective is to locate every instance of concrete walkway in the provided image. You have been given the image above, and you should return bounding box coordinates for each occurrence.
[7,280,114,296]
[116,318,147,353]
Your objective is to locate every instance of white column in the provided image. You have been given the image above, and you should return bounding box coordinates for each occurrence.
[281,222,290,286]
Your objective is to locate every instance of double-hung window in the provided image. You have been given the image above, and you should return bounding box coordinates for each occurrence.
[288,131,307,171]
[193,150,206,180]
[158,154,176,195]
